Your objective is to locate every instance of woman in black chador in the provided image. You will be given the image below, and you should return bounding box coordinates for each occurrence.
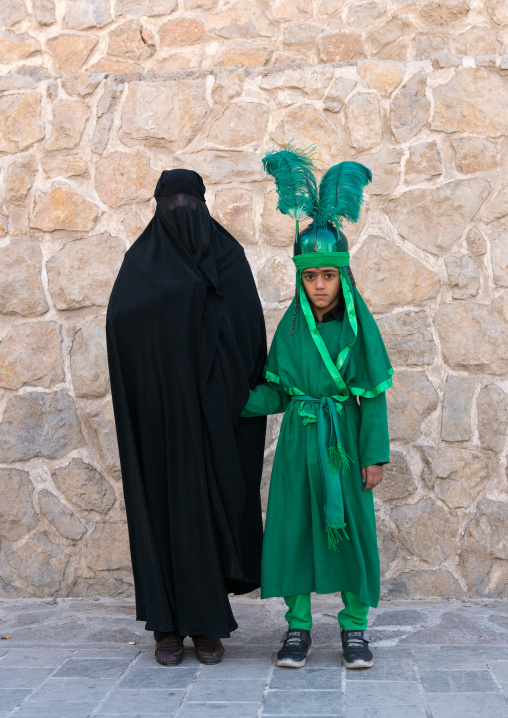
[106,170,267,666]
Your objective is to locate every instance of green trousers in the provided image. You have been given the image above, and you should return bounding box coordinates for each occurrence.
[285,592,369,631]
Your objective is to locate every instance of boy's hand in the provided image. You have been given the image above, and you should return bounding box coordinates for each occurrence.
[362,464,383,491]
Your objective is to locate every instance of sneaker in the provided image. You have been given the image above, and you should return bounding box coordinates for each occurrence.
[276,629,312,668]
[340,629,373,669]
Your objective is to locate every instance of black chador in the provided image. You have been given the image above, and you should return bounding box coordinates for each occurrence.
[106,170,267,637]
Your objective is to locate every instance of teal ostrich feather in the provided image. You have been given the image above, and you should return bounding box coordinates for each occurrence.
[315,161,372,228]
[262,143,318,220]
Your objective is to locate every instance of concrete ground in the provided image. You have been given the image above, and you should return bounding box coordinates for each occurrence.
[1,596,508,718]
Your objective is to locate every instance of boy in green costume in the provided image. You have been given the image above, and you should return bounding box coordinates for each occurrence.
[242,146,393,669]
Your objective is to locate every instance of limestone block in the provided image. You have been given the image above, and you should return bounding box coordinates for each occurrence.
[265,308,286,349]
[323,76,356,112]
[460,499,508,597]
[85,399,121,481]
[259,66,334,102]
[405,141,442,184]
[377,311,435,367]
[435,297,508,374]
[0,73,37,91]
[477,384,508,453]
[261,190,295,247]
[31,182,98,232]
[390,71,430,143]
[452,136,498,175]
[63,0,112,29]
[38,490,86,541]
[491,231,508,288]
[42,154,88,179]
[0,321,63,391]
[345,93,382,152]
[0,390,85,463]
[208,103,268,148]
[108,20,155,60]
[282,22,322,45]
[0,92,44,154]
[70,317,108,399]
[175,151,263,183]
[89,57,142,73]
[376,516,398,576]
[386,179,490,256]
[47,35,97,72]
[211,68,244,105]
[116,0,176,14]
[0,210,7,238]
[33,0,56,25]
[367,17,411,61]
[159,18,205,47]
[391,498,458,564]
[84,522,131,571]
[4,534,70,596]
[213,188,254,245]
[419,0,470,23]
[46,99,89,151]
[46,234,125,310]
[432,68,508,137]
[482,185,508,224]
[319,32,366,62]
[258,255,295,303]
[271,105,344,167]
[487,0,508,25]
[466,225,486,256]
[0,468,37,542]
[352,236,440,313]
[0,0,28,26]
[120,80,209,148]
[69,576,133,597]
[422,446,493,509]
[95,151,158,208]
[445,255,480,299]
[0,30,41,63]
[3,155,36,202]
[122,208,151,244]
[394,569,463,599]
[52,458,115,514]
[347,2,386,26]
[441,375,474,442]
[209,1,275,38]
[413,32,448,61]
[387,371,438,442]
[357,148,402,195]
[357,59,405,94]
[376,450,416,502]
[220,47,271,67]
[271,0,313,20]
[61,72,101,98]
[0,241,48,317]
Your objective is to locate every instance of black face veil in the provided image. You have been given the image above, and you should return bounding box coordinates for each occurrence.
[106,169,267,637]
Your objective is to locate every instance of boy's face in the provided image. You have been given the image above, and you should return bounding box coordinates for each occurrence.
[301,267,341,315]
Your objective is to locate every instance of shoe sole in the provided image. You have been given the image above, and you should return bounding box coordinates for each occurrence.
[196,653,225,665]
[277,646,312,668]
[155,655,184,666]
[342,656,373,669]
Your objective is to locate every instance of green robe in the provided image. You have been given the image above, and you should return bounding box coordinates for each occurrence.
[243,283,392,607]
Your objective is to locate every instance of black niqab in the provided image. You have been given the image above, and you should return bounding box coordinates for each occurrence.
[106,169,267,636]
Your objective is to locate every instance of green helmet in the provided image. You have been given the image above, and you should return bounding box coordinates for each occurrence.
[294,222,349,256]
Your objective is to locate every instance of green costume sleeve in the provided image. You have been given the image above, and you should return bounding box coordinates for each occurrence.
[358,392,390,468]
[241,381,291,418]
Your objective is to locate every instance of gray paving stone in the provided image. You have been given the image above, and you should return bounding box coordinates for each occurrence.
[414,647,484,669]
[34,677,115,702]
[426,691,508,718]
[54,657,133,678]
[371,647,413,660]
[189,678,265,701]
[263,690,342,715]
[0,688,31,712]
[303,649,341,668]
[482,647,508,660]
[119,665,198,688]
[420,668,496,692]
[134,649,197,666]
[13,701,96,717]
[491,660,508,682]
[346,659,416,681]
[200,660,270,679]
[271,667,341,690]
[346,680,421,704]
[0,667,53,688]
[345,707,427,718]
[99,688,184,714]
[180,704,260,718]
[0,648,73,666]
[74,648,140,659]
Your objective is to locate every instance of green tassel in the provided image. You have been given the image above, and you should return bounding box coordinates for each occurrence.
[315,161,372,229]
[326,523,350,552]
[328,445,354,474]
[262,142,318,222]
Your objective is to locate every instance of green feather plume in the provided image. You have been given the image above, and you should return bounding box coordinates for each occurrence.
[315,161,372,229]
[262,143,318,221]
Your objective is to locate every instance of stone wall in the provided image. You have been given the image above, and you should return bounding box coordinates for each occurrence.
[1,0,508,601]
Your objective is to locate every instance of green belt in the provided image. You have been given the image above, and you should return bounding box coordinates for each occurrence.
[291,394,357,551]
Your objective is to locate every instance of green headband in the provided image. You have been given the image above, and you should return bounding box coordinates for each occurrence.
[293,252,350,271]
